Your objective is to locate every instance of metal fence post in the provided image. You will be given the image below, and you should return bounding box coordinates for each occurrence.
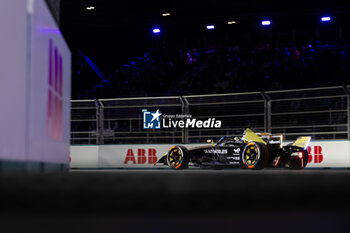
[183,97,190,144]
[262,92,271,133]
[267,100,271,133]
[348,91,350,140]
[343,86,350,140]
[94,100,100,144]
[98,100,105,144]
[179,97,186,144]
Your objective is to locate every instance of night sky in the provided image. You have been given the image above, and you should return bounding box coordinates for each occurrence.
[60,0,350,75]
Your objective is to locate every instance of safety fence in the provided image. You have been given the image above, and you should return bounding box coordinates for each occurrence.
[71,100,99,144]
[71,86,350,144]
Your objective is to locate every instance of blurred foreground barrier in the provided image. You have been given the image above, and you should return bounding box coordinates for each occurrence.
[0,0,71,173]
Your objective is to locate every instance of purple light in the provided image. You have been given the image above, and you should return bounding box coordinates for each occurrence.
[321,16,331,22]
[206,25,215,30]
[262,20,271,26]
[153,28,160,34]
[39,27,61,34]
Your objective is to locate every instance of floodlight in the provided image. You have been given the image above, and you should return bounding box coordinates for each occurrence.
[262,20,271,26]
[321,16,331,22]
[153,28,161,34]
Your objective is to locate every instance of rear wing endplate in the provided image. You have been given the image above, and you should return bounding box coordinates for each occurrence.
[292,136,311,149]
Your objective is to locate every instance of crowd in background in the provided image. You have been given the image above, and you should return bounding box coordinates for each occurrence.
[73,35,350,99]
[71,35,350,143]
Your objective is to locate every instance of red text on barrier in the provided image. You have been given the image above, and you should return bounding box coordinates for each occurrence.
[124,148,158,164]
[307,146,324,164]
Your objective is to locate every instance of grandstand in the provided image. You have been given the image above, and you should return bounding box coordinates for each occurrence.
[64,2,350,147]
[62,3,350,99]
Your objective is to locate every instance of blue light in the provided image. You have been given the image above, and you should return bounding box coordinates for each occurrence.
[321,16,331,22]
[262,20,271,26]
[206,25,215,30]
[39,27,61,34]
[84,56,108,82]
[153,28,160,34]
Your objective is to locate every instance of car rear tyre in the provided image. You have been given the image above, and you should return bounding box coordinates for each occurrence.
[242,142,268,170]
[167,146,189,169]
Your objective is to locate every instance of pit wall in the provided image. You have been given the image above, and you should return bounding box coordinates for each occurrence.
[70,141,350,169]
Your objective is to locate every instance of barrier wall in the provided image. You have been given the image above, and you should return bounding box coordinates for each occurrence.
[70,141,350,168]
[307,141,350,168]
[0,0,28,162]
[70,146,99,168]
[28,0,71,164]
[0,0,71,171]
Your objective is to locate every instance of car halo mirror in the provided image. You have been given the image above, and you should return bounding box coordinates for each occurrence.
[206,139,215,146]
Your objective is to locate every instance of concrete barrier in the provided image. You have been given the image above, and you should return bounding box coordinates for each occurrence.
[70,146,99,168]
[70,141,350,168]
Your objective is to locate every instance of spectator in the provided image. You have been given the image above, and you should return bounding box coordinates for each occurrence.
[72,37,350,99]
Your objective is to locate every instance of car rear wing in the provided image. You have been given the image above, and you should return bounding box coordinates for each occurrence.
[291,136,312,149]
[243,128,267,145]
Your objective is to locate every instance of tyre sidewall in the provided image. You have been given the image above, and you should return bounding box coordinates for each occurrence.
[242,142,268,170]
[166,146,189,169]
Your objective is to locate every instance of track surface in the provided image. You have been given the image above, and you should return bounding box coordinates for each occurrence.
[1,168,350,232]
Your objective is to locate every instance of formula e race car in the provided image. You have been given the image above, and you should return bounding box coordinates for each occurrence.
[155,128,311,170]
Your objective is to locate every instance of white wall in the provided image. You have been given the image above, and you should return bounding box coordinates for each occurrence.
[70,146,99,168]
[307,141,350,168]
[0,0,28,161]
[28,0,71,164]
[71,144,208,168]
[0,0,71,165]
[99,145,173,168]
[70,141,350,168]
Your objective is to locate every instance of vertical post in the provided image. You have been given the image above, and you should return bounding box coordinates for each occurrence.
[183,97,190,144]
[179,97,185,144]
[99,100,104,145]
[267,100,271,133]
[343,86,350,140]
[261,92,271,133]
[264,96,267,132]
[348,94,350,140]
[95,100,99,144]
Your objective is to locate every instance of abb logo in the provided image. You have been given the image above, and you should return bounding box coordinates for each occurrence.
[124,148,158,164]
[46,39,63,141]
[307,146,324,164]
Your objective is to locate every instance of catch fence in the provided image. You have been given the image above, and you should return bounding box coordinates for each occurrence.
[71,86,350,144]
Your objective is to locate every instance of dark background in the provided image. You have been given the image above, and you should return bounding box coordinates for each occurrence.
[60,0,350,74]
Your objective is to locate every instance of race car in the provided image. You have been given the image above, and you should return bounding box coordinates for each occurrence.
[155,128,311,170]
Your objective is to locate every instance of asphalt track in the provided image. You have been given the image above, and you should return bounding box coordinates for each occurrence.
[1,168,350,233]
